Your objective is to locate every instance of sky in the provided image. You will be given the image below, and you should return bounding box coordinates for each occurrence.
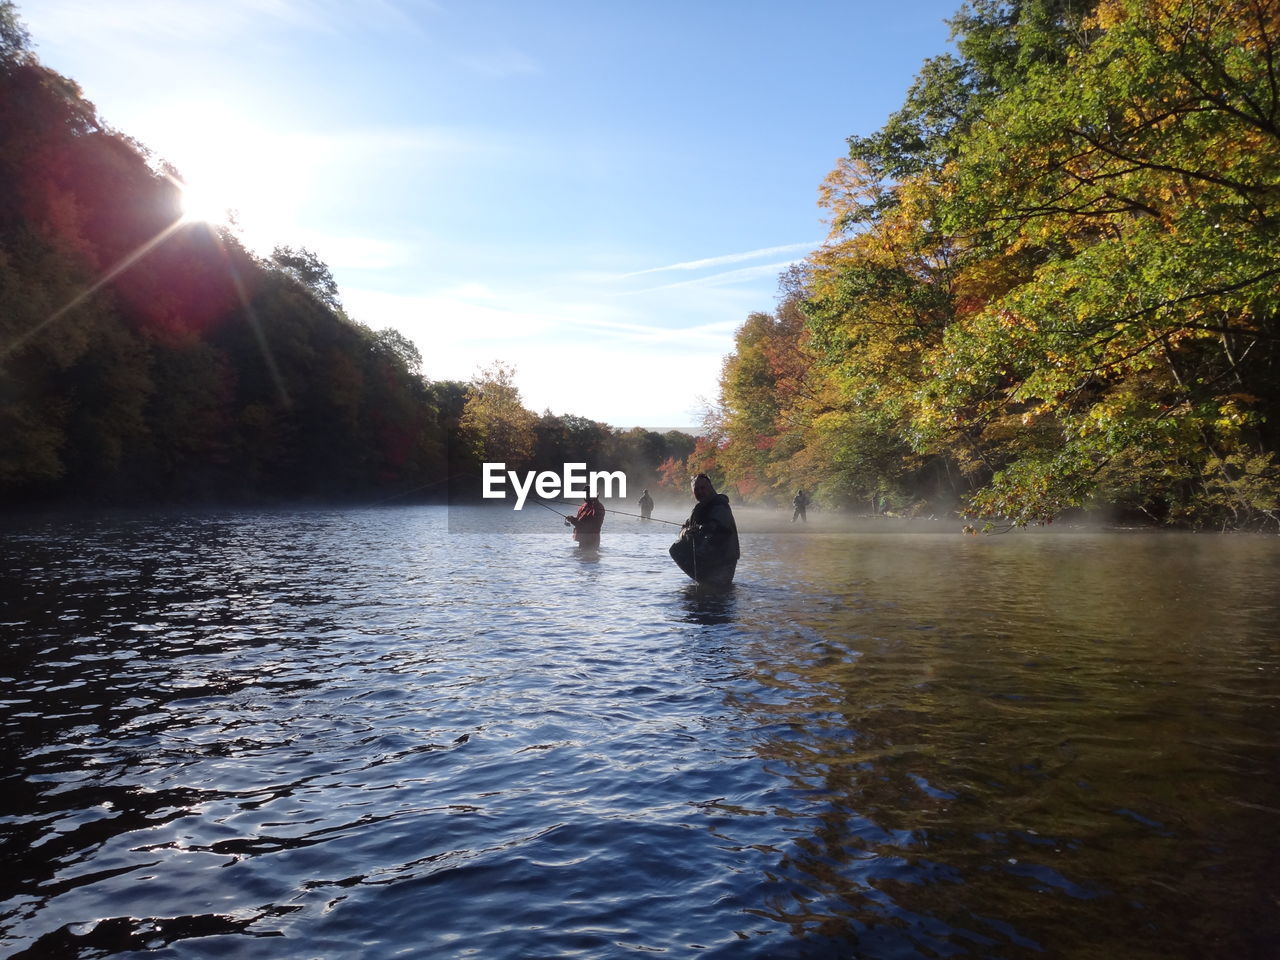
[20,0,961,429]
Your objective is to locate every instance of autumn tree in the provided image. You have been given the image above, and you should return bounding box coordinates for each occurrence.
[459,362,537,469]
[713,0,1280,528]
[930,0,1280,523]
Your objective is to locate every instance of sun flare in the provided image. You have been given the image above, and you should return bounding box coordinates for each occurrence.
[178,181,234,226]
[168,156,302,252]
[153,109,310,254]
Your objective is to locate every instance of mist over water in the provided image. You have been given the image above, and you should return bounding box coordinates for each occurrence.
[2,506,1278,958]
[447,496,963,536]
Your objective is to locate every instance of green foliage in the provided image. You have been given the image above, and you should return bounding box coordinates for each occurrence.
[459,362,538,468]
[0,0,30,65]
[269,245,342,312]
[933,0,1280,525]
[375,327,423,376]
[847,54,976,187]
[1199,452,1280,529]
[712,0,1280,528]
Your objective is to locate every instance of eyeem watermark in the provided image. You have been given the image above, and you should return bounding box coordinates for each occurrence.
[483,462,627,509]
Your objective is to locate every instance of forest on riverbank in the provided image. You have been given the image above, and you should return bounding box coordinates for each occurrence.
[0,3,690,508]
[701,0,1280,529]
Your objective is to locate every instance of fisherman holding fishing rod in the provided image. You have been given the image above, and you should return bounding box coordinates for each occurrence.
[564,494,605,549]
[669,473,739,585]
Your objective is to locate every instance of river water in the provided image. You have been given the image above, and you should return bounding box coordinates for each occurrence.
[1,505,1277,958]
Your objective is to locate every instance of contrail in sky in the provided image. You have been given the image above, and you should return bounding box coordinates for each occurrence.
[620,260,806,296]
[618,242,819,279]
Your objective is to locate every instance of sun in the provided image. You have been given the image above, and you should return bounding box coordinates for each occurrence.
[168,153,302,253]
[153,111,307,253]
[178,180,234,226]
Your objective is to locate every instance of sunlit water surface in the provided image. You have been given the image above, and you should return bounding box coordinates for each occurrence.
[1,505,1278,959]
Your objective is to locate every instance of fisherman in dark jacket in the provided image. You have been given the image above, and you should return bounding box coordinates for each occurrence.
[669,473,740,584]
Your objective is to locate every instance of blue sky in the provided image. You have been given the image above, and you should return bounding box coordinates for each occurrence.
[22,0,960,428]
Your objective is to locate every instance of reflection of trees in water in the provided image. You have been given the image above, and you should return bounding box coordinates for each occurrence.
[722,561,1280,958]
[726,636,974,955]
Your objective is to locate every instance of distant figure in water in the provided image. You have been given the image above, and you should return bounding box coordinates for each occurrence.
[566,495,604,549]
[792,488,810,523]
[669,473,739,585]
[638,489,654,520]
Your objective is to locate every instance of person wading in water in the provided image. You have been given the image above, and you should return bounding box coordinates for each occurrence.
[565,495,605,549]
[792,488,810,523]
[669,474,739,585]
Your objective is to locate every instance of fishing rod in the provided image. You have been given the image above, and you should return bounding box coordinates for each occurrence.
[532,498,572,520]
[535,496,683,526]
[370,475,685,529]
[365,470,484,508]
[371,473,681,525]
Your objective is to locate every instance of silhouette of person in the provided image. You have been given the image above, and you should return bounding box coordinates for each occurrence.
[638,489,654,520]
[669,474,739,585]
[792,489,810,523]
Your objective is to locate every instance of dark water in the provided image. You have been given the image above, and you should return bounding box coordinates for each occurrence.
[1,506,1278,959]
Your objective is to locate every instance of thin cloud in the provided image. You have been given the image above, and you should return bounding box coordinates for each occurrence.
[558,314,741,347]
[618,241,818,279]
[343,283,744,352]
[622,259,806,295]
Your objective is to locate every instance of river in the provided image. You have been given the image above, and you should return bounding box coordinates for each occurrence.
[1,505,1277,958]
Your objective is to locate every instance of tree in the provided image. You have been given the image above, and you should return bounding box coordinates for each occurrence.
[374,327,423,377]
[932,0,1280,523]
[0,22,455,506]
[0,0,30,66]
[458,361,537,468]
[269,246,342,312]
[709,0,1280,528]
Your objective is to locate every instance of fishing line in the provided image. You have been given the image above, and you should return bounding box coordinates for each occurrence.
[364,470,480,507]
[604,506,683,526]
[367,476,685,529]
[532,498,572,520]
[535,497,683,526]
